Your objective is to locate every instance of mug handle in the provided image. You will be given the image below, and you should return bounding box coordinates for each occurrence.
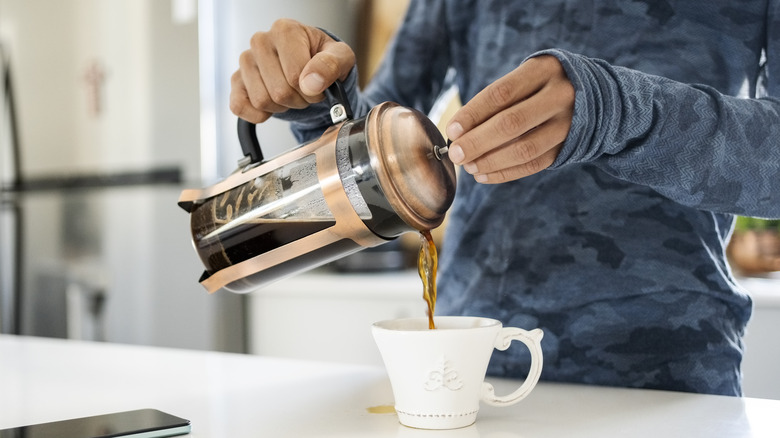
[480,327,544,407]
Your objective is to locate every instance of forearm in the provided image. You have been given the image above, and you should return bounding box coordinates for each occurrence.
[546,49,780,218]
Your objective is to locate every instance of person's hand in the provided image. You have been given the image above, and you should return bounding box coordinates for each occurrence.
[445,55,575,183]
[229,19,356,123]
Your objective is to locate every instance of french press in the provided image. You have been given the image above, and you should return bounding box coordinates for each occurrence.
[178,83,457,293]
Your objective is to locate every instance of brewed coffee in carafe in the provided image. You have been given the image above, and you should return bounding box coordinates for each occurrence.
[190,153,339,272]
[179,83,456,294]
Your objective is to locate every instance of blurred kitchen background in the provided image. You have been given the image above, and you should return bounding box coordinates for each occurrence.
[1,0,778,399]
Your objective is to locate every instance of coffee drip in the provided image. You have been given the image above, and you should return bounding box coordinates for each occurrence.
[418,230,438,329]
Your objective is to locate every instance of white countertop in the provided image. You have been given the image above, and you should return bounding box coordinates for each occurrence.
[1,335,778,437]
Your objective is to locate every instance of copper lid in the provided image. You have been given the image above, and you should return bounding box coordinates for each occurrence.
[365,102,457,231]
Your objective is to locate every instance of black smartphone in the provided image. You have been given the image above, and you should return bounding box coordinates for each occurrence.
[0,408,191,438]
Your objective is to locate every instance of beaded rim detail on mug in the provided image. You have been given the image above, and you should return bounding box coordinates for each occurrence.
[394,409,479,418]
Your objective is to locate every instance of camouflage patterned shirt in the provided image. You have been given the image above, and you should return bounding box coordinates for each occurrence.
[283,0,780,395]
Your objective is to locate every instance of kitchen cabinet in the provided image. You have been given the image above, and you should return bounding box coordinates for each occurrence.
[739,275,780,400]
[248,270,422,366]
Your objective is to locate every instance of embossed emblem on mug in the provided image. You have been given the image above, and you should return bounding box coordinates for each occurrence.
[424,356,463,391]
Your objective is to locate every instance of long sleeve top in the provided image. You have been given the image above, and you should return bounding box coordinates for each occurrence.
[278,0,780,395]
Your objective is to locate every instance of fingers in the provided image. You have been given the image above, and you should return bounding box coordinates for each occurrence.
[445,55,574,183]
[300,34,356,95]
[229,71,271,123]
[447,57,551,142]
[453,82,569,162]
[254,25,316,108]
[229,18,356,122]
[463,121,567,184]
[274,24,323,103]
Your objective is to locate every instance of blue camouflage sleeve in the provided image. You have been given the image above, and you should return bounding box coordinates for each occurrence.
[539,6,780,219]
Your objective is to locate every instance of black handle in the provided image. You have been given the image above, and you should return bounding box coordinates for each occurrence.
[237,118,263,163]
[327,80,353,120]
[236,81,352,165]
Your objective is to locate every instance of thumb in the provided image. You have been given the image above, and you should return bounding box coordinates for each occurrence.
[299,38,355,96]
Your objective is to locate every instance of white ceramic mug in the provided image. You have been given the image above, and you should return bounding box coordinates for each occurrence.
[372,316,544,430]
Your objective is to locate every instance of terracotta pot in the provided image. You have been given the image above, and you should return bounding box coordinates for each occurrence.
[728,230,780,274]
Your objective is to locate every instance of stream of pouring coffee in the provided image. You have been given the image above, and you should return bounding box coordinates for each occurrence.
[418,230,438,329]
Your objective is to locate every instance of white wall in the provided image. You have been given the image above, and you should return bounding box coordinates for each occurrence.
[1,0,219,350]
[0,0,80,174]
[0,0,201,181]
